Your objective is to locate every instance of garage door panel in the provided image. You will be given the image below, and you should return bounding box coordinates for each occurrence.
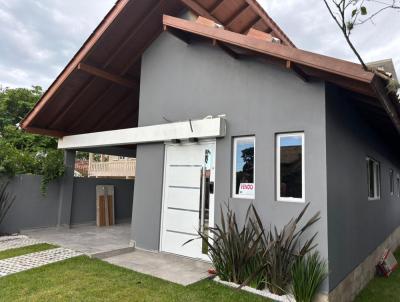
[164,209,199,235]
[166,187,200,211]
[167,166,201,188]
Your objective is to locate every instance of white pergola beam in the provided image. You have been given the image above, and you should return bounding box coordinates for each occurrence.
[58,118,226,149]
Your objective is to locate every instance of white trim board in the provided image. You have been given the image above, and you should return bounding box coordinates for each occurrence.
[58,118,226,149]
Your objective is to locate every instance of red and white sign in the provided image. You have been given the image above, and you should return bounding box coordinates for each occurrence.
[239,183,255,196]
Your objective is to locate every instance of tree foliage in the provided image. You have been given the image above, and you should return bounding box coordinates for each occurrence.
[0,86,65,194]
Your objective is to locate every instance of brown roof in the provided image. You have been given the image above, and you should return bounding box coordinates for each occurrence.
[162,15,400,136]
[21,0,294,136]
[20,0,400,142]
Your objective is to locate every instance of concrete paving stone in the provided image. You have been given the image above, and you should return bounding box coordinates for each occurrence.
[105,249,212,286]
[0,247,82,277]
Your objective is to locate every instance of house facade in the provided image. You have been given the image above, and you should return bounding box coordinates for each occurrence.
[20,1,400,301]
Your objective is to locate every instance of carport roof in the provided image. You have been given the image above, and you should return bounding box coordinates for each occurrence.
[21,0,294,137]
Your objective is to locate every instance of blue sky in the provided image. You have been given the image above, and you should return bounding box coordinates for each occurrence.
[0,0,399,88]
[280,136,302,147]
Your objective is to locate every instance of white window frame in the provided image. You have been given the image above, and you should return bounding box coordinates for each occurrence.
[232,136,255,199]
[366,157,381,200]
[276,132,305,203]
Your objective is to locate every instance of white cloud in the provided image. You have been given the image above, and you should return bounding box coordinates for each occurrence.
[0,0,114,89]
[260,0,400,76]
[0,0,399,89]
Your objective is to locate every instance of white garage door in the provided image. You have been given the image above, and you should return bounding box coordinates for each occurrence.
[161,141,215,260]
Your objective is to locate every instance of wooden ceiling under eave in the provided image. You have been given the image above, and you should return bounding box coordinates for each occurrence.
[22,0,295,137]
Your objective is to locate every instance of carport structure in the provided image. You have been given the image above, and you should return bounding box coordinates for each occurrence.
[20,0,290,228]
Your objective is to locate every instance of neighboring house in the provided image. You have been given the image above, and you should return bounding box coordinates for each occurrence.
[87,154,136,179]
[368,58,398,81]
[19,1,400,301]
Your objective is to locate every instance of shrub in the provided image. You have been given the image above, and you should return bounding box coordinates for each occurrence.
[291,252,327,302]
[0,181,15,227]
[195,203,321,294]
[191,205,266,287]
[260,203,321,295]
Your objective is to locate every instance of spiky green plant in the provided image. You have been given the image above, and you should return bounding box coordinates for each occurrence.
[263,204,320,295]
[192,203,321,294]
[187,204,267,288]
[291,252,327,302]
[0,181,15,226]
[243,203,321,295]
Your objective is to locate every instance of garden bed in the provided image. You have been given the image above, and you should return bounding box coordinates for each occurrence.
[214,277,295,302]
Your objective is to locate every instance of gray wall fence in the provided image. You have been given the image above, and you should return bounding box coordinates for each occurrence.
[0,175,134,234]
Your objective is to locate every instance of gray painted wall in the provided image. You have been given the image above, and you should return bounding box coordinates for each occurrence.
[0,175,60,234]
[0,175,134,234]
[326,84,400,290]
[71,178,134,225]
[132,31,329,289]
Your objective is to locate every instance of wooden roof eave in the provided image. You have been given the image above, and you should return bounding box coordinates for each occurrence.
[163,15,374,84]
[20,0,131,130]
[163,15,400,137]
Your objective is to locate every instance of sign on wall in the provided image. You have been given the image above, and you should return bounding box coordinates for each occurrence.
[239,183,255,196]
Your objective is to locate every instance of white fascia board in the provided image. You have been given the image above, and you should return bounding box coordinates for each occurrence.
[58,118,226,149]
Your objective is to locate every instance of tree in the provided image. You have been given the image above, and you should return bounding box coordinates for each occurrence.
[0,86,65,194]
[0,86,42,131]
[322,0,400,70]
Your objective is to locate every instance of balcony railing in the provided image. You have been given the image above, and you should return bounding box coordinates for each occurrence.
[88,159,136,178]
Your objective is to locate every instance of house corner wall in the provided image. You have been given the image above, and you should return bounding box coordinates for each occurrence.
[326,83,400,300]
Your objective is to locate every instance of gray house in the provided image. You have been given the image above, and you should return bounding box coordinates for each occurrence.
[21,0,400,301]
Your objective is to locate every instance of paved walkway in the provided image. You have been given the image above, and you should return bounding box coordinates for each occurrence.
[105,249,211,286]
[22,224,133,257]
[0,235,42,252]
[0,247,82,277]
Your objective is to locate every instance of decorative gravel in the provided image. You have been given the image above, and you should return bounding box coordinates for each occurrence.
[0,247,82,277]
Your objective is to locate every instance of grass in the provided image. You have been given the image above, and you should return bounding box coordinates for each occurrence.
[355,250,400,302]
[0,243,57,260]
[0,256,270,301]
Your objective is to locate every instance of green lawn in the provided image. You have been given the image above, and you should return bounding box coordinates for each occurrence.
[355,250,400,302]
[0,243,57,260]
[0,256,269,301]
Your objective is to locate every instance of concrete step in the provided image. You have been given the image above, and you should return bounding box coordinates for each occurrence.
[90,246,135,259]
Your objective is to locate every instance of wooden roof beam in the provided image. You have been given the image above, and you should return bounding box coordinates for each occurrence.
[67,84,117,131]
[241,16,261,34]
[163,15,374,83]
[24,127,69,138]
[225,4,249,29]
[48,3,161,130]
[77,63,138,89]
[180,0,219,23]
[210,0,225,15]
[20,0,130,129]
